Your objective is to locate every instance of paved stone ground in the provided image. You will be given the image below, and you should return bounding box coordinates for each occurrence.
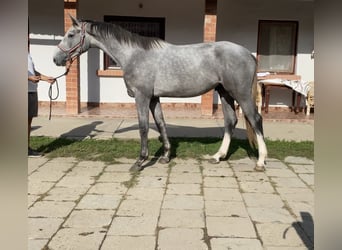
[28,156,314,250]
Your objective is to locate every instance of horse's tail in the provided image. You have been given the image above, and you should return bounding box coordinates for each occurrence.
[245,70,258,149]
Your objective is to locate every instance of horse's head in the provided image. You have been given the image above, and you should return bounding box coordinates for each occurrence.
[53,15,90,66]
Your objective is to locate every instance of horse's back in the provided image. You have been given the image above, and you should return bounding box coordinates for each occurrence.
[171,41,256,76]
[213,41,256,69]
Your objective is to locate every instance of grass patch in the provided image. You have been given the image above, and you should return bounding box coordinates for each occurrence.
[30,136,313,163]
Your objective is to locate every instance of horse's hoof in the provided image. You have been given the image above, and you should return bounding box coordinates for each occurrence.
[254,165,265,172]
[208,158,220,164]
[158,156,170,164]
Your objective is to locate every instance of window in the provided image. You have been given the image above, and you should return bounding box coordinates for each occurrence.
[257,20,298,74]
[103,15,165,69]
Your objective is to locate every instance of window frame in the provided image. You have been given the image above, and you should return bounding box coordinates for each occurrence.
[256,20,299,74]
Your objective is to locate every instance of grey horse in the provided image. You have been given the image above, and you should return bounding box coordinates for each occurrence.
[53,16,267,171]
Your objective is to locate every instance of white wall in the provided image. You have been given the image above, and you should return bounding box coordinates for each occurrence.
[217,0,314,107]
[29,0,66,102]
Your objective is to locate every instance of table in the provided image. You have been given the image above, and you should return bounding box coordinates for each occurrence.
[260,82,301,113]
[257,75,302,114]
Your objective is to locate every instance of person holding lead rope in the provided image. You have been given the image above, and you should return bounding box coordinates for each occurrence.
[28,50,55,157]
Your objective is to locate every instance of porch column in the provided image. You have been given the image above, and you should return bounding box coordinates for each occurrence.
[201,0,217,116]
[64,0,80,114]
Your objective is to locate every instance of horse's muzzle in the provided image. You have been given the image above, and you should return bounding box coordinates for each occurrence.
[53,47,67,66]
[53,56,66,66]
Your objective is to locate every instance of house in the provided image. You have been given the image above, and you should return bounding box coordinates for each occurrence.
[28,0,314,116]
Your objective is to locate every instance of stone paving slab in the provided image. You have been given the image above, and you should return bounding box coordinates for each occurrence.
[48,227,107,250]
[159,209,205,228]
[157,228,208,250]
[28,217,64,239]
[28,156,314,250]
[64,209,115,228]
[166,183,201,195]
[75,194,121,210]
[108,216,159,236]
[206,216,257,237]
[205,200,249,218]
[101,235,156,250]
[210,237,263,250]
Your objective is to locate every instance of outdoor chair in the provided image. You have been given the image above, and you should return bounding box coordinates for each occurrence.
[306,81,314,116]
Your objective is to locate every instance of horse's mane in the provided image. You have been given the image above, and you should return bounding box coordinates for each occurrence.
[85,20,166,50]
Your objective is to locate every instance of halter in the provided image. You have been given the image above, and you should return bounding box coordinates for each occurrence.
[57,22,87,62]
[50,23,86,120]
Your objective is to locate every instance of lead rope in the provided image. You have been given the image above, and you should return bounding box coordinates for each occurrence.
[48,63,71,120]
[48,78,60,120]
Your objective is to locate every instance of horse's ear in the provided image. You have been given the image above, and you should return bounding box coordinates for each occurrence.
[69,14,80,28]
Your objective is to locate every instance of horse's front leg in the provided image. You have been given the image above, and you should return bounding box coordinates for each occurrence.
[130,95,150,172]
[150,97,171,164]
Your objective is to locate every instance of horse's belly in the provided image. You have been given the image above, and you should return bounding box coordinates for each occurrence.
[154,80,218,97]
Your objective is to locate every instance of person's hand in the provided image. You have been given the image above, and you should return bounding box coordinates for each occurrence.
[28,75,40,83]
[46,76,55,84]
[40,75,55,84]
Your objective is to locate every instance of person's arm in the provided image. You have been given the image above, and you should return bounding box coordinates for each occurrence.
[28,75,40,83]
[33,70,55,84]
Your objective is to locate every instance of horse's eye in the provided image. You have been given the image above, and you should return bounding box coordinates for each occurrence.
[68,33,74,38]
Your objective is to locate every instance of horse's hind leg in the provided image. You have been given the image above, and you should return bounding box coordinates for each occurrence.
[239,100,268,171]
[210,86,237,164]
[150,97,171,164]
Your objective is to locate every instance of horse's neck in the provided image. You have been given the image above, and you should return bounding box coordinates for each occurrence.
[90,35,136,69]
